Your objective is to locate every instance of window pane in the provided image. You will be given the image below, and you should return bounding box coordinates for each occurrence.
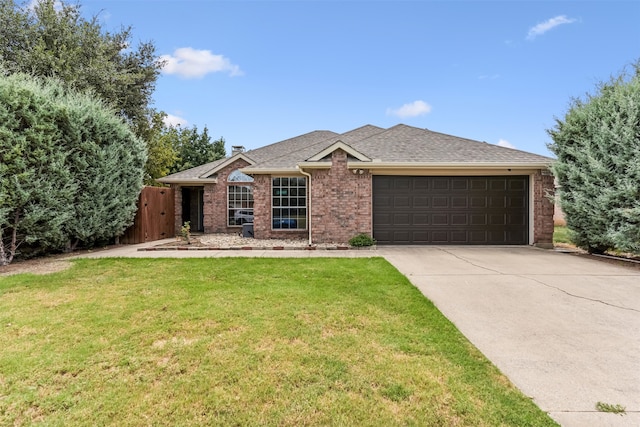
[228,185,254,226]
[271,177,306,230]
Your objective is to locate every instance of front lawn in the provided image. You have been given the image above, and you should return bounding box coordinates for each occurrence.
[0,258,556,426]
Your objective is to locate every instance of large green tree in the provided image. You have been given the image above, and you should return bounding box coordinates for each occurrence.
[0,0,162,130]
[0,73,76,264]
[170,125,226,173]
[547,63,640,254]
[0,72,146,265]
[135,111,179,185]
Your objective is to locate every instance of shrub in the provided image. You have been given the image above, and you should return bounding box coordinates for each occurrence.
[349,233,376,247]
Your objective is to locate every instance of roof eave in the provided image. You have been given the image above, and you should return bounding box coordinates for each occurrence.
[240,167,303,175]
[360,161,553,170]
[294,162,333,169]
[156,177,218,185]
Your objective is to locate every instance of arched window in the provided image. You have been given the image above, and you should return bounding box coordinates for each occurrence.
[227,169,254,226]
[228,169,254,183]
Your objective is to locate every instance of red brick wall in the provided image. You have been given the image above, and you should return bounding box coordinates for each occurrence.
[171,184,182,236]
[309,150,372,243]
[203,159,252,233]
[252,174,308,240]
[533,169,555,247]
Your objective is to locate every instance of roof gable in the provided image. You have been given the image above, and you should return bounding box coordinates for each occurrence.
[198,153,255,178]
[306,140,371,162]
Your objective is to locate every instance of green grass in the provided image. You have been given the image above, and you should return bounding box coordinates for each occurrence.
[0,258,557,426]
[553,225,573,245]
[595,401,626,415]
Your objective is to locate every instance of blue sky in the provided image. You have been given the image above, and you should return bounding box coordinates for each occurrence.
[80,0,639,156]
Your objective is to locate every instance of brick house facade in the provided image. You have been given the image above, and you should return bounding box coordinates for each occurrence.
[159,124,555,247]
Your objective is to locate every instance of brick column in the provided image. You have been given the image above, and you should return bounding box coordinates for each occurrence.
[171,184,182,236]
[310,150,372,243]
[533,169,555,248]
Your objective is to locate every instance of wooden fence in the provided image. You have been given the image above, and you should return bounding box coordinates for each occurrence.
[121,186,175,244]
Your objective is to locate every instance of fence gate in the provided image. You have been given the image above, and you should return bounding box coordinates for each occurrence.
[121,186,175,244]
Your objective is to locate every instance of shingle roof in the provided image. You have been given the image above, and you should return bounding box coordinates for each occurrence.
[350,124,552,164]
[247,125,386,170]
[159,124,552,182]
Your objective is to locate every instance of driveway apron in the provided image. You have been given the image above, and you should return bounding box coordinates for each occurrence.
[378,246,640,427]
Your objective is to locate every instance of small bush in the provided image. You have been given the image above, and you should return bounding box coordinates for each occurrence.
[349,233,376,247]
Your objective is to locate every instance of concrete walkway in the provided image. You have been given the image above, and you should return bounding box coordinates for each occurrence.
[378,246,640,427]
[74,242,640,426]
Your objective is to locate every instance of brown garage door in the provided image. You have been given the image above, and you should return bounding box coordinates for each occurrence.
[373,176,528,245]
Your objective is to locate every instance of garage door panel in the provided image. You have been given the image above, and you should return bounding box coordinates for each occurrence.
[373,212,392,226]
[413,213,430,225]
[394,196,410,208]
[432,214,449,225]
[470,197,487,208]
[489,196,506,208]
[433,178,450,190]
[433,197,449,208]
[392,230,411,244]
[451,197,468,208]
[393,213,411,226]
[490,179,507,191]
[451,179,468,190]
[451,214,468,226]
[469,230,488,243]
[470,179,488,191]
[373,176,528,245]
[413,196,429,208]
[393,178,411,190]
[374,195,392,208]
[509,179,526,191]
[470,214,487,225]
[508,196,526,208]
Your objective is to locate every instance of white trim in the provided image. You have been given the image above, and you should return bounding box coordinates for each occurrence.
[297,166,313,245]
[293,162,333,169]
[364,161,551,169]
[529,173,535,245]
[306,140,371,162]
[156,178,217,185]
[240,167,301,175]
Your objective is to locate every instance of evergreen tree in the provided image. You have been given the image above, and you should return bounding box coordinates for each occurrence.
[0,72,146,264]
[548,63,640,254]
[63,91,147,250]
[0,73,76,264]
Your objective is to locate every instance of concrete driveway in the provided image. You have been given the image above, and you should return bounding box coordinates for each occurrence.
[378,246,640,427]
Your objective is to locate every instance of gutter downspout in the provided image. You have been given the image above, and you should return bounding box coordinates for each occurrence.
[297,166,313,246]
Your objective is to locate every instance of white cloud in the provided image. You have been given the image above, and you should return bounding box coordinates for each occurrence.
[160,48,243,79]
[527,15,576,40]
[386,100,432,119]
[497,139,516,149]
[27,0,62,12]
[163,114,188,128]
